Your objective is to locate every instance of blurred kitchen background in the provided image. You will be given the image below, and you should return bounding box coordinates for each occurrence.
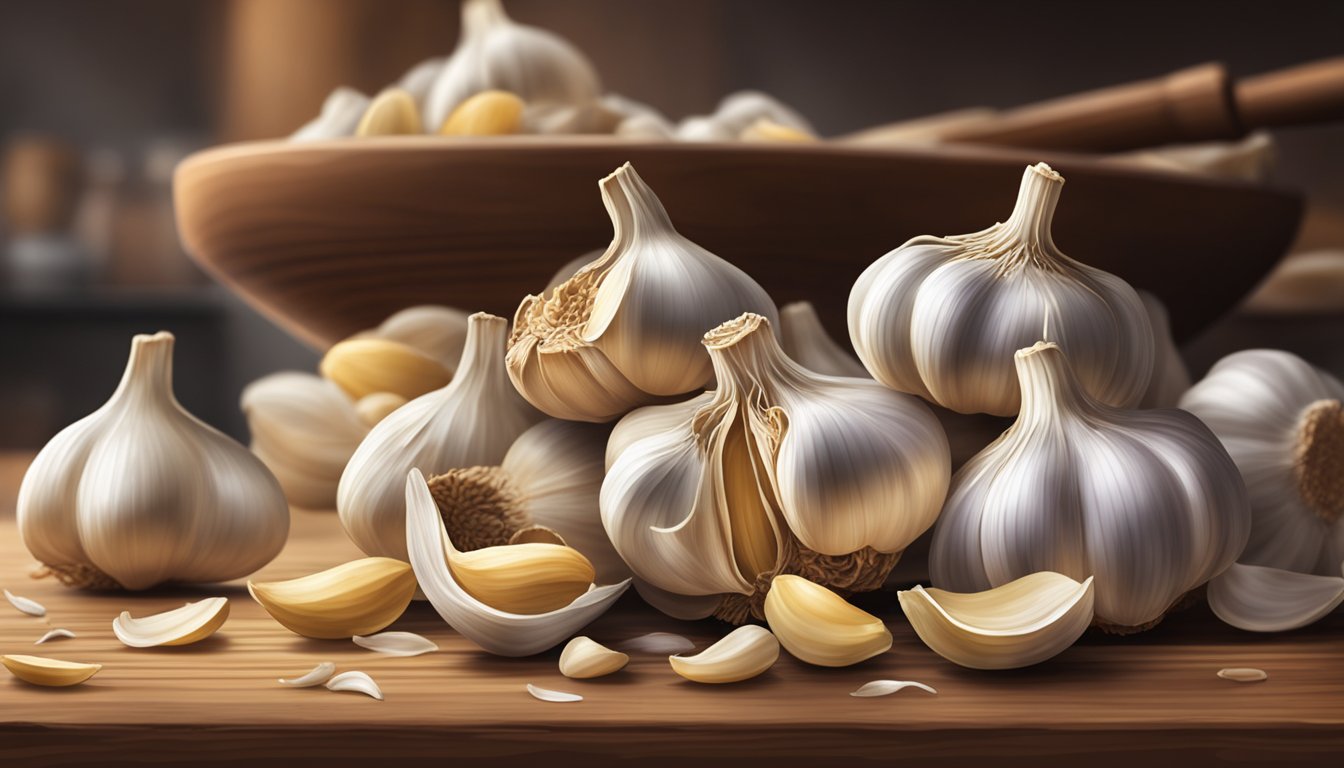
[1,0,1341,448]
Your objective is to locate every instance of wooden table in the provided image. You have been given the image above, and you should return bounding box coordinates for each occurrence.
[1,453,1340,766]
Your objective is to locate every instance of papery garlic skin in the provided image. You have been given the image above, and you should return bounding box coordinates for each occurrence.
[930,341,1249,631]
[602,313,949,623]
[508,163,778,423]
[19,332,289,590]
[339,313,544,560]
[848,163,1154,416]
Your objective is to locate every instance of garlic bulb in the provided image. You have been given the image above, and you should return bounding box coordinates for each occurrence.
[291,87,370,142]
[676,91,814,142]
[1180,350,1344,630]
[778,301,868,379]
[396,57,448,110]
[423,0,601,133]
[848,162,1154,416]
[339,313,544,560]
[602,312,950,623]
[1137,291,1191,409]
[509,163,777,422]
[18,332,290,590]
[930,341,1249,631]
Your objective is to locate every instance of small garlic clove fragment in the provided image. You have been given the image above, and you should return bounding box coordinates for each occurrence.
[320,338,452,401]
[1208,563,1344,633]
[35,628,76,644]
[526,683,582,703]
[112,596,230,648]
[439,90,524,135]
[248,557,417,639]
[763,575,892,668]
[616,632,695,655]
[850,680,938,697]
[558,636,628,679]
[5,589,45,617]
[352,632,439,657]
[279,662,337,687]
[356,88,421,136]
[739,118,816,143]
[2,654,102,687]
[1218,667,1268,683]
[354,392,407,427]
[898,573,1095,670]
[326,671,384,700]
[669,625,779,684]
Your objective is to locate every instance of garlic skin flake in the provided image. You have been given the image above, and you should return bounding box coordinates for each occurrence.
[35,629,76,644]
[930,342,1249,631]
[1208,563,1344,633]
[764,575,892,668]
[559,636,628,679]
[113,596,230,648]
[18,332,289,590]
[602,313,949,623]
[669,625,780,684]
[5,589,45,617]
[279,662,337,687]
[851,680,937,697]
[340,313,544,561]
[2,654,101,687]
[527,683,583,703]
[406,469,630,657]
[899,573,1094,670]
[849,162,1154,416]
[353,631,439,657]
[508,163,778,423]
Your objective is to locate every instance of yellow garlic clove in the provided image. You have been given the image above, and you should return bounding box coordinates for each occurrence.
[357,88,421,136]
[558,636,628,678]
[446,538,595,615]
[354,392,407,427]
[763,575,891,667]
[320,338,452,401]
[2,654,102,687]
[113,597,230,648]
[898,572,1094,670]
[248,557,416,639]
[669,625,779,684]
[440,90,525,136]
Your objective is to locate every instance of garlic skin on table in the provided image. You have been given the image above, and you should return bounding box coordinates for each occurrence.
[340,313,544,560]
[602,312,950,623]
[848,162,1154,416]
[423,0,601,133]
[930,341,1249,632]
[18,332,289,590]
[508,163,778,423]
[1180,350,1344,630]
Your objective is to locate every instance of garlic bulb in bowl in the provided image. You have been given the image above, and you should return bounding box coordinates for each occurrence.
[18,332,290,590]
[848,162,1153,416]
[930,341,1249,632]
[602,312,950,623]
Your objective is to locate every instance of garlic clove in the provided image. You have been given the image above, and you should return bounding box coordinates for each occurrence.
[371,305,471,371]
[292,87,370,141]
[354,392,407,427]
[763,575,892,668]
[279,662,337,687]
[112,596,230,648]
[357,88,421,136]
[526,683,583,703]
[35,629,76,644]
[740,118,816,143]
[558,636,629,679]
[320,338,452,401]
[778,301,868,379]
[326,671,383,700]
[850,680,937,697]
[5,589,45,617]
[3,654,101,687]
[248,557,417,639]
[440,90,524,135]
[669,625,780,684]
[444,538,595,615]
[406,468,630,656]
[898,572,1094,670]
[1208,562,1344,633]
[352,631,439,657]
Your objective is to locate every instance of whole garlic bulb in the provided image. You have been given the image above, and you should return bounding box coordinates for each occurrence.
[1137,291,1191,409]
[423,0,601,133]
[601,312,950,623]
[848,162,1154,416]
[508,162,778,423]
[339,313,544,560]
[930,341,1249,631]
[18,332,290,590]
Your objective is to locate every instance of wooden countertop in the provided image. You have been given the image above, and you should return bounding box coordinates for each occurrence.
[1,452,1340,766]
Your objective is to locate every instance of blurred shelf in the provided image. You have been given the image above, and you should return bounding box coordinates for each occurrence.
[0,284,226,316]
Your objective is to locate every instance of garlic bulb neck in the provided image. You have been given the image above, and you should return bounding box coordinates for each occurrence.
[1014,341,1096,424]
[1294,399,1344,523]
[601,161,676,246]
[994,162,1063,253]
[112,332,176,404]
[462,0,508,38]
[704,312,809,397]
[428,466,529,551]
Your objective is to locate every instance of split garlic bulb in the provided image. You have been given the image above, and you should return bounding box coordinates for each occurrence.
[423,0,601,133]
[18,332,290,590]
[508,163,778,423]
[1180,351,1344,631]
[602,312,950,623]
[339,313,544,560]
[930,341,1249,631]
[848,162,1154,416]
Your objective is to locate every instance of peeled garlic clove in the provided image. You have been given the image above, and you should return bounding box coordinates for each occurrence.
[1138,291,1191,409]
[292,87,370,141]
[326,670,383,700]
[1208,563,1344,632]
[669,625,779,684]
[354,392,407,427]
[440,89,524,135]
[406,469,630,656]
[526,683,582,703]
[357,88,421,136]
[763,575,891,668]
[248,557,417,639]
[445,538,595,615]
[353,631,439,657]
[3,654,102,687]
[371,305,471,370]
[778,301,868,378]
[6,589,45,617]
[279,661,337,687]
[851,680,937,697]
[559,636,628,679]
[35,629,76,644]
[112,596,230,648]
[740,118,816,143]
[899,573,1094,670]
[321,338,452,402]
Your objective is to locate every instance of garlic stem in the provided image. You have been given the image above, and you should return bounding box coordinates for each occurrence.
[997,162,1063,252]
[1294,399,1344,523]
[112,331,175,404]
[1014,341,1093,425]
[598,163,676,257]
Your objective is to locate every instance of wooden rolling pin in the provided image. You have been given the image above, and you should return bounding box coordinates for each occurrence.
[853,57,1344,152]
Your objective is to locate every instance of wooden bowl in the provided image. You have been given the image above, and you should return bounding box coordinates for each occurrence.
[174,137,1301,348]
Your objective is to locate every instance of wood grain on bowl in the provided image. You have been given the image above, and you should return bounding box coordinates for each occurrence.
[173,137,1301,349]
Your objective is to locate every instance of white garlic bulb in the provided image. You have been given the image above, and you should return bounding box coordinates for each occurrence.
[1180,350,1344,631]
[396,57,448,110]
[930,341,1249,631]
[778,301,868,379]
[339,313,544,560]
[675,91,814,143]
[291,87,370,142]
[602,312,950,623]
[508,162,778,423]
[423,0,601,133]
[18,332,289,590]
[848,162,1154,416]
[1137,291,1191,409]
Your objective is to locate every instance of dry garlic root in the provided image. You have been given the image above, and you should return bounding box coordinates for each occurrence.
[440,90,525,136]
[248,557,417,639]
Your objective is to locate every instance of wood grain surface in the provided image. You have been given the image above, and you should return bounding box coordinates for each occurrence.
[1,453,1340,767]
